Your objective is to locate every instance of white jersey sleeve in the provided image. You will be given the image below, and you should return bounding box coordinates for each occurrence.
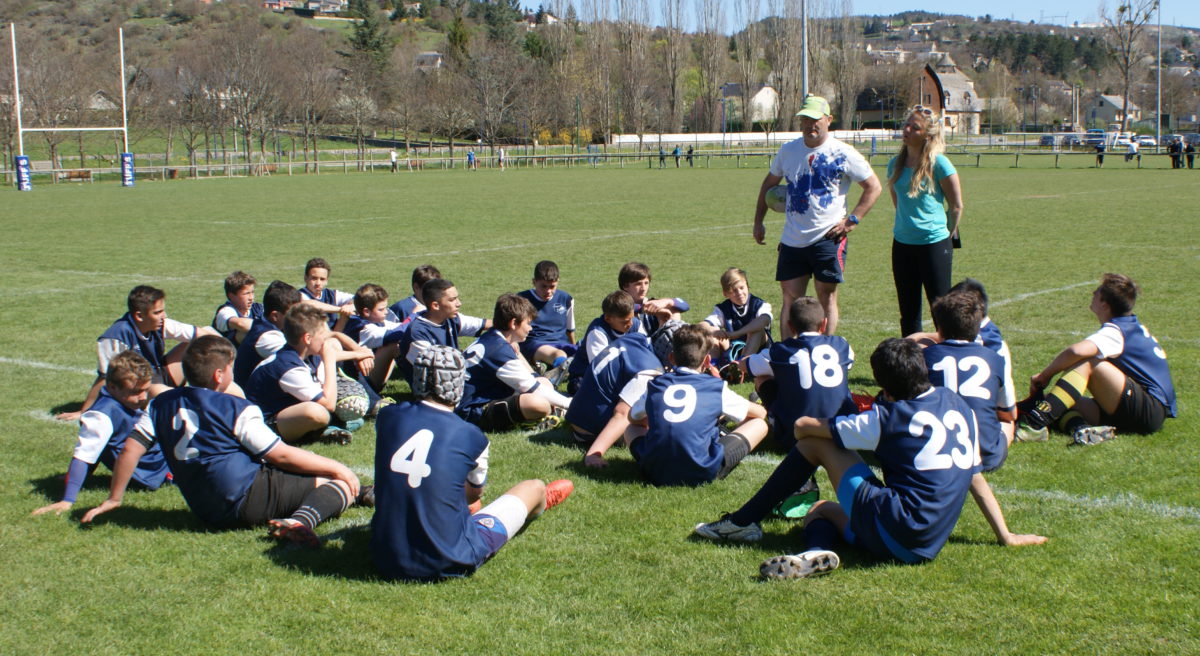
[256,331,286,358]
[584,328,611,362]
[213,306,239,333]
[162,318,197,342]
[96,338,128,375]
[232,404,281,457]
[279,365,325,402]
[497,358,540,393]
[1087,323,1125,359]
[467,444,490,487]
[832,409,884,451]
[997,340,1016,410]
[458,314,487,337]
[73,410,117,464]
[133,407,156,445]
[746,352,773,378]
[332,289,354,307]
[719,385,751,423]
[702,305,725,328]
[617,371,657,407]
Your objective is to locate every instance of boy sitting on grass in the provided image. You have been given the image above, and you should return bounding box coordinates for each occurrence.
[398,278,490,384]
[299,257,354,331]
[693,338,980,580]
[586,324,768,485]
[1015,273,1176,445]
[457,294,572,432]
[702,267,774,369]
[81,335,369,547]
[211,270,263,345]
[388,264,441,324]
[921,291,1046,546]
[345,283,407,392]
[234,281,302,387]
[619,262,688,335]
[567,329,661,451]
[372,345,573,580]
[245,304,368,444]
[32,351,171,517]
[565,291,641,394]
[57,285,219,422]
[516,260,577,385]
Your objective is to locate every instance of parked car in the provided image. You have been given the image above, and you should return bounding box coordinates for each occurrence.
[1039,134,1058,146]
[1062,134,1082,146]
[1185,134,1200,146]
[1084,129,1106,145]
[1136,136,1157,147]
[1114,134,1133,147]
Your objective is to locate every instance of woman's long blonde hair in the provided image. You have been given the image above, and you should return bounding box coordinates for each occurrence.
[889,107,945,199]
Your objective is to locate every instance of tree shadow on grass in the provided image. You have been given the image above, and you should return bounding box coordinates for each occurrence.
[263,521,383,582]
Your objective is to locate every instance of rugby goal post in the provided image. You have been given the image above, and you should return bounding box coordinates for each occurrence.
[9,23,133,191]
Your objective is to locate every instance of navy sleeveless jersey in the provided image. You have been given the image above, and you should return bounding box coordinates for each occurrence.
[98,313,167,374]
[234,318,282,387]
[709,294,772,337]
[1107,315,1177,417]
[77,387,170,489]
[212,300,264,343]
[458,330,536,414]
[565,332,660,435]
[133,387,280,527]
[518,288,574,343]
[372,401,493,580]
[631,370,730,486]
[923,340,1008,471]
[758,334,856,431]
[245,346,324,417]
[831,387,980,561]
[568,316,642,380]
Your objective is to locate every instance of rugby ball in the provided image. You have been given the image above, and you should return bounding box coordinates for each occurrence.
[335,376,370,423]
[764,185,788,213]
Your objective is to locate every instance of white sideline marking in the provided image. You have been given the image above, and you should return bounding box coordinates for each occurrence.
[28,410,61,423]
[0,357,92,376]
[990,281,1095,309]
[994,487,1200,522]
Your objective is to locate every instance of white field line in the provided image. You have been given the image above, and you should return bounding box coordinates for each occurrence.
[28,410,62,423]
[737,457,1199,521]
[990,281,1095,308]
[205,216,390,229]
[0,357,92,376]
[342,221,755,265]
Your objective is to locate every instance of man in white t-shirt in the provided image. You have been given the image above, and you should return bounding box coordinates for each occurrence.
[753,96,881,337]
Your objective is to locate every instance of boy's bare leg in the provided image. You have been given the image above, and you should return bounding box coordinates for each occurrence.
[370,344,399,391]
[275,402,332,442]
[733,417,769,449]
[970,473,1047,546]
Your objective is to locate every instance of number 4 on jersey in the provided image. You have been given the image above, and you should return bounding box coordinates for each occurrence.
[390,429,434,487]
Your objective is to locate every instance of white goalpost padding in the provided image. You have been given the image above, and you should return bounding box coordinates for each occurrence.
[9,23,132,190]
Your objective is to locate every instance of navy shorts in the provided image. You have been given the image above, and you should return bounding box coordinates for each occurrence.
[836,462,928,564]
[1099,377,1168,434]
[469,513,509,566]
[776,239,848,284]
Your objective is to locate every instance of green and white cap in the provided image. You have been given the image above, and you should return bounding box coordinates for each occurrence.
[795,95,831,119]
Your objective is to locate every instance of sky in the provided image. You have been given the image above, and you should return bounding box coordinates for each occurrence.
[631,1,1199,32]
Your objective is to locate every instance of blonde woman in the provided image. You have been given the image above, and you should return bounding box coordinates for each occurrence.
[887,106,963,336]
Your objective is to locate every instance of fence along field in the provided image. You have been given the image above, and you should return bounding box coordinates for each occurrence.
[1,165,1197,654]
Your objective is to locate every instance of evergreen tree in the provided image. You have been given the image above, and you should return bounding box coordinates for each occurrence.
[348,0,393,74]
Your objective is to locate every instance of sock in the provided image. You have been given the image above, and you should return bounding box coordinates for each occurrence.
[803,518,839,552]
[758,379,779,409]
[1058,410,1089,435]
[550,355,567,369]
[290,482,351,530]
[728,447,817,526]
[1026,369,1087,429]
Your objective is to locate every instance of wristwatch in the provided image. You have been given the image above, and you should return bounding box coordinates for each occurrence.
[847,214,860,225]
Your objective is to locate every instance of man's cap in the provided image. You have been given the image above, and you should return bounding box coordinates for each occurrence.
[796,95,831,119]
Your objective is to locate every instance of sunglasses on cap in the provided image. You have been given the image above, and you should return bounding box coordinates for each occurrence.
[912,105,934,116]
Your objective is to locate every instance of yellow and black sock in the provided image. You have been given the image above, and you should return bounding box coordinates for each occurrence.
[1026,370,1088,429]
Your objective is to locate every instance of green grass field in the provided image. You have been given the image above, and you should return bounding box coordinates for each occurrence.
[2,163,1198,654]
